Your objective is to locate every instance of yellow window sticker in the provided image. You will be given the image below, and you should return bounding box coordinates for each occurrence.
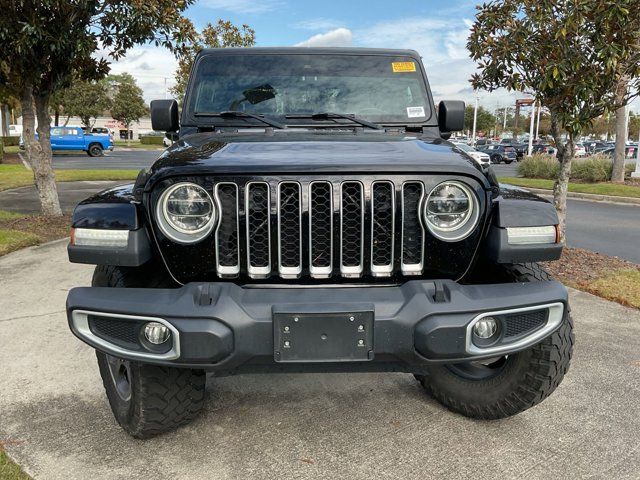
[392,61,416,73]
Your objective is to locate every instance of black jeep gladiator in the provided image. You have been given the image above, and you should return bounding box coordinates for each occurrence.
[66,48,573,438]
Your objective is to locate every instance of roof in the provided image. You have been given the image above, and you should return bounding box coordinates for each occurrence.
[196,47,421,58]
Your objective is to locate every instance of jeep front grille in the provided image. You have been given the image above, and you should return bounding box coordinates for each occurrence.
[208,178,436,280]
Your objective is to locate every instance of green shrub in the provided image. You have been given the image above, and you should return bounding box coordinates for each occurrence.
[571,154,612,182]
[626,163,637,178]
[518,153,636,183]
[140,135,164,145]
[517,154,559,179]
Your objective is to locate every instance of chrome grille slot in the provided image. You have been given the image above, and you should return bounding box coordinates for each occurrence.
[371,181,395,276]
[214,183,240,276]
[401,182,425,275]
[309,182,333,278]
[277,182,302,278]
[245,182,271,278]
[340,181,364,278]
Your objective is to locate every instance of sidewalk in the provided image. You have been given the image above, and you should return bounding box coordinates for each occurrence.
[1,241,639,480]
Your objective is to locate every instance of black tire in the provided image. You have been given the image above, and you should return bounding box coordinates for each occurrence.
[92,265,206,438]
[505,159,513,164]
[417,262,574,420]
[88,143,103,157]
[491,154,501,164]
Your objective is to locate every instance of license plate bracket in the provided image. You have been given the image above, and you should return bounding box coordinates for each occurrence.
[273,310,374,363]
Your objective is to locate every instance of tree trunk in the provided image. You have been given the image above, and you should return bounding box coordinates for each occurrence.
[54,107,60,127]
[612,77,628,183]
[550,115,574,243]
[20,85,62,216]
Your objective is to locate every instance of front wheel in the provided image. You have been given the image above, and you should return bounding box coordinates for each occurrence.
[96,352,206,438]
[92,264,205,438]
[416,263,574,419]
[490,154,501,164]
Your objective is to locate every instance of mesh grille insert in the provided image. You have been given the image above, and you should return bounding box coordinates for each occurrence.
[371,182,394,267]
[246,183,270,269]
[504,310,548,338]
[341,182,363,268]
[402,182,424,266]
[88,315,142,350]
[216,184,239,268]
[278,182,301,269]
[310,182,333,269]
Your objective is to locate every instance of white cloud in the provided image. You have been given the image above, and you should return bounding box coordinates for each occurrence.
[202,0,281,14]
[294,18,346,31]
[107,46,178,103]
[295,28,353,47]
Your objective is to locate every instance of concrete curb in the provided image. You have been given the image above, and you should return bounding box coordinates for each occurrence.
[517,187,640,206]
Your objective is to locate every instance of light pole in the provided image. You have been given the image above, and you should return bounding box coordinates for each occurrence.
[503,106,507,131]
[472,96,478,146]
[535,104,541,140]
[528,101,536,156]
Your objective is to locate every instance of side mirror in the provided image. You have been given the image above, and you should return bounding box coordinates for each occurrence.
[438,100,465,133]
[150,99,179,132]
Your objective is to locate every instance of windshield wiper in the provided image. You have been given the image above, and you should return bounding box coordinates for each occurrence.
[286,112,383,130]
[194,110,286,129]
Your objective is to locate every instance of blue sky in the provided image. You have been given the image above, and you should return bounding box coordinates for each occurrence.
[109,0,505,107]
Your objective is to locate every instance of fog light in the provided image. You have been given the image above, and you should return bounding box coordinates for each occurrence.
[144,322,170,345]
[473,317,498,339]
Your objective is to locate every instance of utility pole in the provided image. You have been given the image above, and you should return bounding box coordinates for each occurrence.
[472,96,479,146]
[164,77,168,99]
[528,101,535,156]
[535,104,541,140]
[503,106,507,131]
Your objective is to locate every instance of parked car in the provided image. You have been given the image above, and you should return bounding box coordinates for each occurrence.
[574,143,587,157]
[66,47,572,438]
[600,146,637,159]
[451,141,490,167]
[477,144,518,164]
[532,144,557,155]
[31,126,113,156]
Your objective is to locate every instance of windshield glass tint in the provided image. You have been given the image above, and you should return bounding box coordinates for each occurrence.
[188,54,431,123]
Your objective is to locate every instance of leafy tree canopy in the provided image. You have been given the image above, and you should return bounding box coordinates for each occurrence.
[464,105,496,134]
[468,0,640,239]
[52,79,111,128]
[109,73,147,129]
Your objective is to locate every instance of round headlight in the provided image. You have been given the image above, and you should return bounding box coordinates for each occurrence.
[425,181,479,241]
[156,183,216,243]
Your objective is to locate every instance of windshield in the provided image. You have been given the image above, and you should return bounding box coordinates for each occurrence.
[186,53,432,125]
[453,142,473,152]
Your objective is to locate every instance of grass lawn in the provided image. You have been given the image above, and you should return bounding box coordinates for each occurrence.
[0,447,30,480]
[0,209,71,257]
[587,269,640,309]
[544,247,640,310]
[498,177,640,198]
[0,164,138,192]
[114,140,164,150]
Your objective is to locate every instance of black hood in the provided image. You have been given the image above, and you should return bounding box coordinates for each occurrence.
[145,131,488,190]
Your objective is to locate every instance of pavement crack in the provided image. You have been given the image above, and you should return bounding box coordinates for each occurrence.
[0,310,65,323]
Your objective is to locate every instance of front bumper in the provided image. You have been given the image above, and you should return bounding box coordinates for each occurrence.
[66,279,568,375]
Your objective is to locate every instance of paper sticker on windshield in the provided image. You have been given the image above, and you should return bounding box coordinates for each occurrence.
[407,106,425,118]
[392,61,416,73]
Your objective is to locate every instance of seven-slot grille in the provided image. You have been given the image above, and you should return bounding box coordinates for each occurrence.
[211,179,430,279]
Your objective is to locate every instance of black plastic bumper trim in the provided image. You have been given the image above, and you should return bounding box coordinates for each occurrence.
[66,279,568,374]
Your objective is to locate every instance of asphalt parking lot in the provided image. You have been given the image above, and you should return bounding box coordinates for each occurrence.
[1,240,639,480]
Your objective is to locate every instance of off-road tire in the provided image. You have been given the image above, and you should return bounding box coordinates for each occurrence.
[93,264,206,438]
[87,143,103,157]
[417,262,574,419]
